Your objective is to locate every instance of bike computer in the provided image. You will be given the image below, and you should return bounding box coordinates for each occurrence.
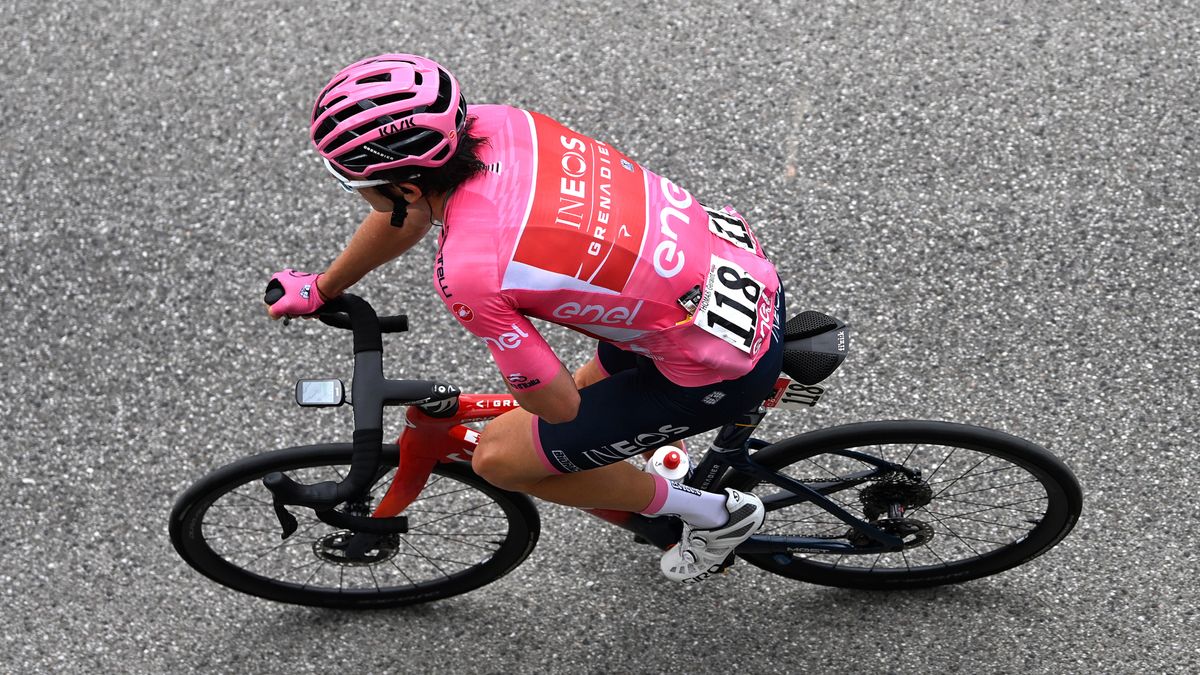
[296,379,345,407]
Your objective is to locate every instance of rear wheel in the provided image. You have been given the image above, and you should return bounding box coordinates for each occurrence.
[723,421,1081,589]
[170,443,540,608]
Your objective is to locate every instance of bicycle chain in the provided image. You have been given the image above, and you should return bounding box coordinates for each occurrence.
[783,470,913,488]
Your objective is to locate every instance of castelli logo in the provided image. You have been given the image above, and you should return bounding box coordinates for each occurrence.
[452,303,474,322]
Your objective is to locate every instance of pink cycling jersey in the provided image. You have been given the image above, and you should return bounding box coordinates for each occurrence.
[436,105,780,390]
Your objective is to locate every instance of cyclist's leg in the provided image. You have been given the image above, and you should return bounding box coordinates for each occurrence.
[575,343,686,460]
[473,406,657,512]
[474,337,780,512]
[474,343,660,511]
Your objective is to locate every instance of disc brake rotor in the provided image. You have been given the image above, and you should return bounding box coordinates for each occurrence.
[313,530,400,565]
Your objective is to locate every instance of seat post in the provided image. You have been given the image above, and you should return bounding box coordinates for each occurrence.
[708,406,767,455]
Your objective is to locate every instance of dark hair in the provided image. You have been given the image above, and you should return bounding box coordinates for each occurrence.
[376,116,488,196]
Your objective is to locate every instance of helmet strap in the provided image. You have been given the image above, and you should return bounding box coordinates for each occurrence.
[388,198,409,228]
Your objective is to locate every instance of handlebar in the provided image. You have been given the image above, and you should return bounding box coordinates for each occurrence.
[261,287,459,538]
[264,280,409,336]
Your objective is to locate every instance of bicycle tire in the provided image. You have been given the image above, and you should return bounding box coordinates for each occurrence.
[722,420,1082,589]
[169,443,540,609]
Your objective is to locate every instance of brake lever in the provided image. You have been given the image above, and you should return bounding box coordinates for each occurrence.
[272,499,299,540]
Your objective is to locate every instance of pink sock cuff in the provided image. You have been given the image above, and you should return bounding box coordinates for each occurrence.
[530,415,564,474]
[642,473,670,514]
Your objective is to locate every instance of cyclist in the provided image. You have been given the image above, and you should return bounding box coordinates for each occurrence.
[267,54,784,583]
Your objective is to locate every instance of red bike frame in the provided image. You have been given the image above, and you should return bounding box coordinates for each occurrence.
[371,393,519,518]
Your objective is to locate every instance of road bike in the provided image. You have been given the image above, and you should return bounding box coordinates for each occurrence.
[169,292,1083,608]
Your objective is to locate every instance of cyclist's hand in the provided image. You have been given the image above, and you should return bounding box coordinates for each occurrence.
[265,269,326,320]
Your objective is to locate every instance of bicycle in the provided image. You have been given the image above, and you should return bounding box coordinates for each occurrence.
[169,291,1083,609]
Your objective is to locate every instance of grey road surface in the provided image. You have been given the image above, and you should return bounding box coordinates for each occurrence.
[2,0,1197,672]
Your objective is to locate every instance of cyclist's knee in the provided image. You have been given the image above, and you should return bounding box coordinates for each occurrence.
[473,426,534,492]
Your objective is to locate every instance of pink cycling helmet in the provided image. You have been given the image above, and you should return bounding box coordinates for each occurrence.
[310,54,467,181]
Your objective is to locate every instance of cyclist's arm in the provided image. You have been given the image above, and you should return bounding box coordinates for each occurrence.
[443,287,581,422]
[317,208,434,299]
[508,364,580,423]
[477,316,581,423]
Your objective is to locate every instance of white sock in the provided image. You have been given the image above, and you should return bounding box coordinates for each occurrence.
[641,475,729,529]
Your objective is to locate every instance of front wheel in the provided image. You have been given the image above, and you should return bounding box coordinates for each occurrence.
[723,421,1082,589]
[169,444,540,608]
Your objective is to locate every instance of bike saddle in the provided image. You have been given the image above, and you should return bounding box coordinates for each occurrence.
[780,311,850,385]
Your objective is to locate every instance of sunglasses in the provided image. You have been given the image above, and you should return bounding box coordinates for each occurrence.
[323,158,395,192]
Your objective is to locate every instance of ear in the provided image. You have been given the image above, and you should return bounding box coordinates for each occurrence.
[395,183,423,204]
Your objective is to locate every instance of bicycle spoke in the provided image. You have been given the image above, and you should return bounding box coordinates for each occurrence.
[201,522,286,536]
[404,531,509,537]
[284,557,324,576]
[402,533,503,553]
[921,508,1040,532]
[923,447,958,484]
[398,537,453,579]
[387,557,418,586]
[929,456,991,500]
[412,485,479,502]
[225,535,318,563]
[926,464,1025,484]
[406,507,510,519]
[391,548,481,568]
[220,489,275,508]
[927,495,1047,516]
[300,562,328,590]
[932,518,983,556]
[412,501,496,529]
[937,478,1044,499]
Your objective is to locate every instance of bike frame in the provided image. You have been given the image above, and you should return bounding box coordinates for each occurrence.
[372,393,908,555]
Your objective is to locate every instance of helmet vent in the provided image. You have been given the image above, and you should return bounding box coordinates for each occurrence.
[314,117,337,142]
[384,128,439,157]
[421,70,456,115]
[454,97,466,129]
[325,130,360,154]
[372,92,417,107]
[357,73,391,84]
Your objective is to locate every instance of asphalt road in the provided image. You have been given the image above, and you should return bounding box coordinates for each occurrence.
[2,1,1197,672]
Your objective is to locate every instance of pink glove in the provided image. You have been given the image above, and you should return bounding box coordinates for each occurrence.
[265,269,327,318]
